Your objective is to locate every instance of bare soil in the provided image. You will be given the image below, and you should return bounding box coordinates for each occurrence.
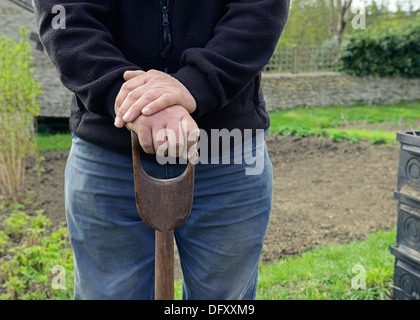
[38,134,400,277]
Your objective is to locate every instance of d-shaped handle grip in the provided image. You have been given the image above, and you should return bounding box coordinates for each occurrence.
[131,131,195,231]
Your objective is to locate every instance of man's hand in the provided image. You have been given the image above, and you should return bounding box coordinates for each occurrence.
[125,105,199,160]
[114,70,197,128]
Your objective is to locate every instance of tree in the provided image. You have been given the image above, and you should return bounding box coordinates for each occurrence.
[278,0,354,46]
[328,0,353,44]
[277,0,419,48]
[278,0,331,46]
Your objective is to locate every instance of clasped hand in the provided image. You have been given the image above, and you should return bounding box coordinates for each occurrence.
[114,70,199,160]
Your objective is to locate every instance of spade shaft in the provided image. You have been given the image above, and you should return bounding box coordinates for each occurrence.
[131,132,194,300]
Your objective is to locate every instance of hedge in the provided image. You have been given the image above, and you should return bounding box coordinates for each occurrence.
[340,23,420,78]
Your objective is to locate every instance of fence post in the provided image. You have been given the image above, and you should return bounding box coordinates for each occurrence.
[292,44,298,74]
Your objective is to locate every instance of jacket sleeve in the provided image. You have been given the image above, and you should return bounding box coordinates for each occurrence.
[34,1,141,118]
[172,0,290,118]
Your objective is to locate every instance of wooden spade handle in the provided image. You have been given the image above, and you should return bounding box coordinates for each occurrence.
[131,131,195,300]
[155,230,174,300]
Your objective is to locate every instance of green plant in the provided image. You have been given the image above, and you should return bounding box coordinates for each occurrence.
[330,131,347,143]
[371,136,386,145]
[3,211,31,240]
[0,231,9,254]
[0,27,42,205]
[0,211,74,300]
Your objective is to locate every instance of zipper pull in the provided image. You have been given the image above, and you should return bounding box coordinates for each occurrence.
[162,6,169,27]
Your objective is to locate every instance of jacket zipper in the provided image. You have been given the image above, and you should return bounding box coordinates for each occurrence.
[159,0,172,73]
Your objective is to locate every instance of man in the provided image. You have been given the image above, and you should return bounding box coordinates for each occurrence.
[35,1,289,299]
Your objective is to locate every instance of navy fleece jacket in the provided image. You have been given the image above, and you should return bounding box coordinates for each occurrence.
[34,1,289,156]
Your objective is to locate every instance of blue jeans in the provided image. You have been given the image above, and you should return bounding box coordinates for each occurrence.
[65,132,273,300]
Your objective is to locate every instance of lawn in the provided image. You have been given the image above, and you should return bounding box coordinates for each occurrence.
[269,100,420,144]
[37,132,72,152]
[255,229,396,300]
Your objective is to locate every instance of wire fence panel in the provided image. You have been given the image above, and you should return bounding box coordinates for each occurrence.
[264,45,342,73]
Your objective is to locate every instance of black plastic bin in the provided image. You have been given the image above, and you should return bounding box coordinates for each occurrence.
[392,131,420,300]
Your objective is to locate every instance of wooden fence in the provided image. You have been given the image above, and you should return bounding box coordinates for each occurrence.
[6,0,34,12]
[264,45,342,73]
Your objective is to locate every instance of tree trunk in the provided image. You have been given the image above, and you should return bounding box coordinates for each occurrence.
[329,0,353,44]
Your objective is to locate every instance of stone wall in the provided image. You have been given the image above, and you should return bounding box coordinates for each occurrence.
[0,0,72,118]
[262,72,420,112]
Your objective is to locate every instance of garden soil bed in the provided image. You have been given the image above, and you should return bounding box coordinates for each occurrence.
[38,134,401,278]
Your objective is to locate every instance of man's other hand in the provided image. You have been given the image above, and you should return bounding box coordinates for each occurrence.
[125,105,199,161]
[114,70,197,128]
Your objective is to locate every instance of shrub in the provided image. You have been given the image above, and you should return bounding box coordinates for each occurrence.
[0,27,42,204]
[340,22,420,78]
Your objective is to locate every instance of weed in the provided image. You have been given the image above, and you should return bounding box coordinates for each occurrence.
[3,211,31,240]
[371,136,387,144]
[0,211,74,300]
[331,131,347,143]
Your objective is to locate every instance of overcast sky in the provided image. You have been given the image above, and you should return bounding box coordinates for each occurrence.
[352,0,420,12]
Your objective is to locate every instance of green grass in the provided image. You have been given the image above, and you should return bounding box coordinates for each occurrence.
[37,133,72,152]
[256,228,396,300]
[269,101,420,143]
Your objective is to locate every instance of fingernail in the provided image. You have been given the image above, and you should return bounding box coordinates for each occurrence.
[122,112,132,122]
[142,107,150,115]
[114,117,123,128]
